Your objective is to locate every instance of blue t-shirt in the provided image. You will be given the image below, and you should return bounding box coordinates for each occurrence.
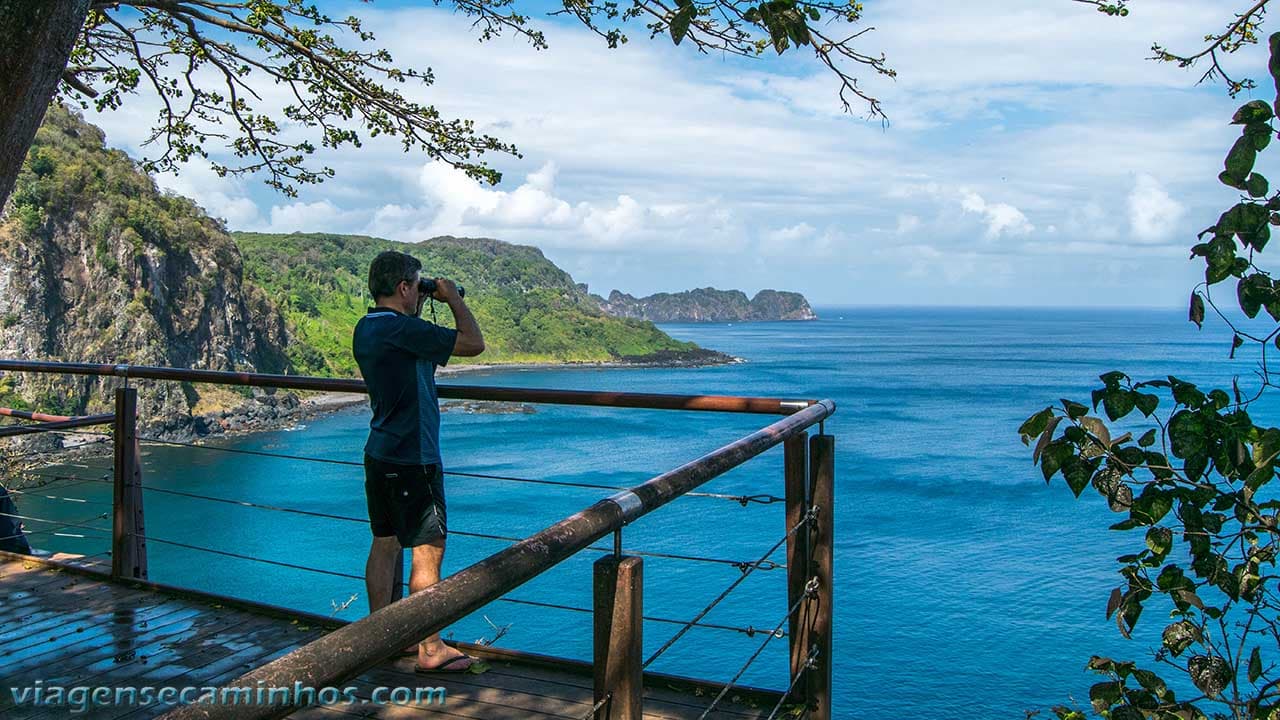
[352,308,458,466]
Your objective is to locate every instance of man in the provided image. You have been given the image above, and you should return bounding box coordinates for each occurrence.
[352,249,484,672]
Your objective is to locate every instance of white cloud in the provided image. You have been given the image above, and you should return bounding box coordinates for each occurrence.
[69,1,1246,305]
[1128,173,1186,243]
[960,190,1034,239]
[895,215,921,235]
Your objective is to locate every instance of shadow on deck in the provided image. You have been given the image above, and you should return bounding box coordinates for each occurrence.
[0,554,779,720]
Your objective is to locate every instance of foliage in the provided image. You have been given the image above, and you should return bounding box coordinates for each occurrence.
[55,0,895,199]
[231,231,701,376]
[1020,32,1280,720]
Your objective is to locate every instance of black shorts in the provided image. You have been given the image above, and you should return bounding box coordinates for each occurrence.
[363,454,447,547]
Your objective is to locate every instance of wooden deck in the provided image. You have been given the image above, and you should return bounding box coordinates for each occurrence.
[0,556,782,720]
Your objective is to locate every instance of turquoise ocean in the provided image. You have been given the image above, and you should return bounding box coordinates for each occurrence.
[19,306,1272,718]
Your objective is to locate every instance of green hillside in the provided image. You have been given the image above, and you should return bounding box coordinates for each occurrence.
[232,232,700,376]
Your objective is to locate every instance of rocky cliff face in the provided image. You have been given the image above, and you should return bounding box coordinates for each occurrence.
[594,287,818,322]
[0,105,289,423]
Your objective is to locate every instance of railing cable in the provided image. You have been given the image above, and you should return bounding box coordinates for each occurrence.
[764,644,819,720]
[132,436,780,505]
[0,510,112,539]
[40,476,783,571]
[577,692,612,720]
[3,484,113,506]
[643,505,815,669]
[485,594,786,639]
[696,577,819,720]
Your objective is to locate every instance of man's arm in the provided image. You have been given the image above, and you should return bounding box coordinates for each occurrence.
[434,278,484,357]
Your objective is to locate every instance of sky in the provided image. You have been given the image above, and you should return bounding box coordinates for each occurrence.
[77,0,1274,307]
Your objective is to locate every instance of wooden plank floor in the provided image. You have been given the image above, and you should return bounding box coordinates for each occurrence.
[0,557,784,720]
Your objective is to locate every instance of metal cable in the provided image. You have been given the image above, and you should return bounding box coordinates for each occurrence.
[696,577,818,720]
[143,536,371,582]
[485,595,786,639]
[3,484,113,506]
[643,505,815,669]
[578,692,612,720]
[0,510,111,534]
[65,481,783,572]
[23,525,782,640]
[134,436,777,505]
[764,645,819,720]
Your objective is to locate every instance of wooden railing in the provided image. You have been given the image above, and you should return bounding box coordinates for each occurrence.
[0,360,837,719]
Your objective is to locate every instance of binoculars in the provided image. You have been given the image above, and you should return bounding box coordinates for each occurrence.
[418,277,465,299]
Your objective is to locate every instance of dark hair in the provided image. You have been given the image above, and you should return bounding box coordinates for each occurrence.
[368,250,421,299]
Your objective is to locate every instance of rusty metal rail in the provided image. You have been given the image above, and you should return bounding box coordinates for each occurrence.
[0,411,114,438]
[0,360,815,415]
[160,400,834,720]
[0,360,837,719]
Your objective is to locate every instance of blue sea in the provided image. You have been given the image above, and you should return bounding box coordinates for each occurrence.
[19,307,1275,718]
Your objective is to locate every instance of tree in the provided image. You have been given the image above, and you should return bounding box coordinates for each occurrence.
[1018,5,1280,717]
[0,0,900,212]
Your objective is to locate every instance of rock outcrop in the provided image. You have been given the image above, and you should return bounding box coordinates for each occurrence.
[594,287,817,322]
[0,104,289,423]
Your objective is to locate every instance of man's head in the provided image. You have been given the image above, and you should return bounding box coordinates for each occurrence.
[368,250,423,314]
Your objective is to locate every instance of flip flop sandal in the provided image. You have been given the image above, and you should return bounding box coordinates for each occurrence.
[414,654,477,674]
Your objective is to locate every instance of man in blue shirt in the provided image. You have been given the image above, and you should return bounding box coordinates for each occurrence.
[353,249,485,672]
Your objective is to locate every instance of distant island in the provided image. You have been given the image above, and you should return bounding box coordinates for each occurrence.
[593,288,817,322]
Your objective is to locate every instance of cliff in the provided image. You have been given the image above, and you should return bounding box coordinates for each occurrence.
[0,104,289,423]
[594,287,818,322]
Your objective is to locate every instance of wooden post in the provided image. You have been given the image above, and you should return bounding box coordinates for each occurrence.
[593,555,643,720]
[784,432,809,703]
[807,433,834,720]
[112,387,146,580]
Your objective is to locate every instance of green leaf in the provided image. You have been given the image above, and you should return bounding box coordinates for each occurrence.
[1238,273,1271,318]
[1170,378,1206,408]
[1145,526,1172,556]
[1233,99,1275,124]
[1080,416,1111,446]
[1018,407,1054,443]
[1270,32,1280,115]
[1041,440,1073,482]
[1063,456,1094,497]
[1162,620,1201,657]
[1139,429,1157,447]
[1225,135,1258,184]
[1130,486,1173,525]
[669,2,695,45]
[1247,121,1274,150]
[1190,292,1205,328]
[1188,655,1233,698]
[1168,410,1209,462]
[1102,389,1136,421]
[806,7,820,20]
[1099,370,1127,389]
[1248,172,1270,198]
[1133,392,1159,417]
[1250,646,1263,684]
[1237,203,1272,250]
[1033,416,1062,463]
[1132,668,1169,699]
[1089,681,1124,714]
[1062,399,1089,420]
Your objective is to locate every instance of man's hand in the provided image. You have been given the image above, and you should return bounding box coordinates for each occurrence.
[433,277,484,357]
[431,278,461,303]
